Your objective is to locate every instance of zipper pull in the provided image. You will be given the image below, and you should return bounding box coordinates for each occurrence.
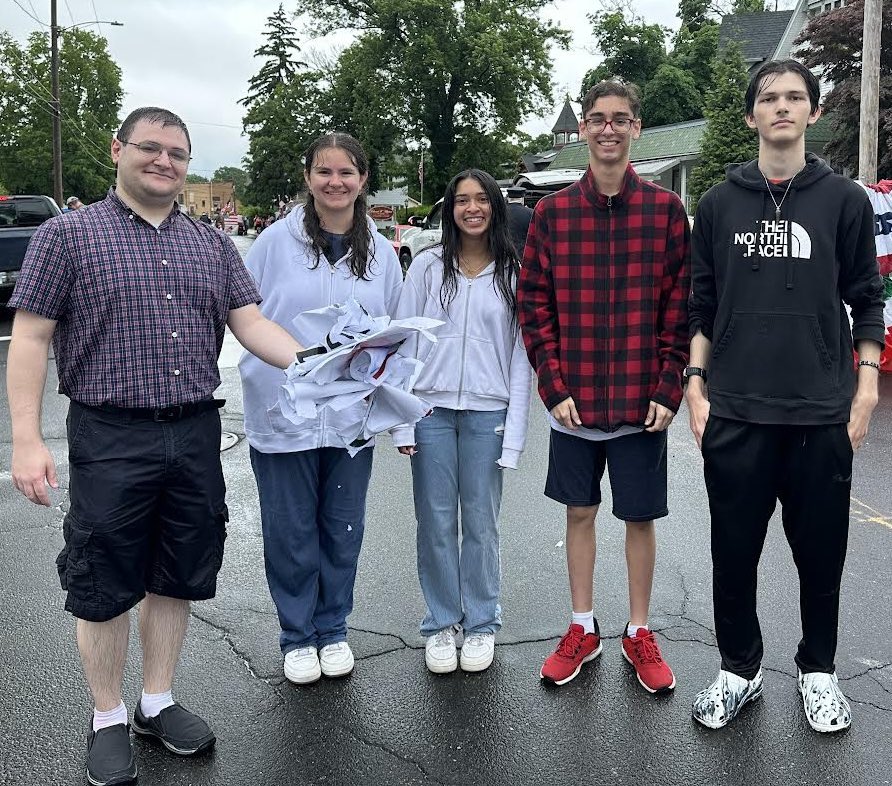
[607,195,612,210]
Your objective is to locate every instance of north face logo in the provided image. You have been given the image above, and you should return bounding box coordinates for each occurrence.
[733,220,812,260]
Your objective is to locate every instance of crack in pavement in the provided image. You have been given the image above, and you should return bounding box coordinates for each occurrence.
[348,625,414,650]
[848,697,892,713]
[209,604,277,617]
[335,723,450,786]
[189,608,287,697]
[869,670,892,695]
[353,645,413,662]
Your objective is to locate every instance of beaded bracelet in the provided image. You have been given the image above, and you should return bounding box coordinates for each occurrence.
[858,359,881,371]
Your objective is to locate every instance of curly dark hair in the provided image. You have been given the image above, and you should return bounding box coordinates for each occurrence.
[302,133,374,280]
[438,168,519,323]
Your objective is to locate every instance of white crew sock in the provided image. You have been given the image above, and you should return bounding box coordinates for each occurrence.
[140,689,175,718]
[93,701,127,732]
[627,623,649,637]
[571,610,595,634]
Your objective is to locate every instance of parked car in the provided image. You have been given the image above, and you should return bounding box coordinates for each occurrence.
[382,224,418,270]
[511,169,585,206]
[397,199,444,271]
[0,195,62,305]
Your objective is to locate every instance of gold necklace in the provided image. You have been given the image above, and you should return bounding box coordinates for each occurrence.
[459,257,490,278]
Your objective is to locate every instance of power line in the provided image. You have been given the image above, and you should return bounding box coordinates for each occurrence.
[11,0,47,26]
[26,0,45,24]
[90,0,102,31]
[4,45,116,159]
[184,120,244,130]
[4,78,115,172]
[5,59,112,160]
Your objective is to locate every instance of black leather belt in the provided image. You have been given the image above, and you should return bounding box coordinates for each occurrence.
[88,399,225,422]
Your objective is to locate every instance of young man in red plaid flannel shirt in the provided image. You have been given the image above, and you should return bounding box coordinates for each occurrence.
[518,80,690,692]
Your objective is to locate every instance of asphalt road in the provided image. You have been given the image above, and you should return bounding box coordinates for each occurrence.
[1,235,890,786]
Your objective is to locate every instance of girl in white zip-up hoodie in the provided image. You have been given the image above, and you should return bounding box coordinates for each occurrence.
[239,134,402,686]
[393,169,531,674]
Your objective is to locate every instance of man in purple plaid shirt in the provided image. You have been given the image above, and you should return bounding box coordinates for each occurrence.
[7,107,302,785]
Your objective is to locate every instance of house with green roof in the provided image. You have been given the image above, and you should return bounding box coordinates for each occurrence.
[548,115,834,213]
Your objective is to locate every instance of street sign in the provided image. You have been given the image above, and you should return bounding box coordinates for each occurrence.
[369,205,394,221]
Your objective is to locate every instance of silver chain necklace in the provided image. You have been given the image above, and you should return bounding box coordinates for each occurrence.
[760,165,804,221]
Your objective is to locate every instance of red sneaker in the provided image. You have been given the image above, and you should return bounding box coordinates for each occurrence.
[622,627,676,693]
[540,623,602,685]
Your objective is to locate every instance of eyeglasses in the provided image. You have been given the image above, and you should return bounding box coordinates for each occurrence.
[121,140,191,164]
[583,116,636,134]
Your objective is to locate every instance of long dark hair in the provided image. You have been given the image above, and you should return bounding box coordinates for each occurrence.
[302,133,374,279]
[439,168,520,322]
[745,59,821,116]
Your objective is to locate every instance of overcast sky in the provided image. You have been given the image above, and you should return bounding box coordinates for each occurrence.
[4,0,792,178]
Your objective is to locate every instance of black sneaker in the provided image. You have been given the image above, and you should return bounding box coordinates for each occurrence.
[132,701,216,756]
[85,723,138,786]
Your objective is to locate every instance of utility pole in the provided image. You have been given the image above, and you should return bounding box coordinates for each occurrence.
[859,0,883,183]
[49,5,122,207]
[50,0,63,206]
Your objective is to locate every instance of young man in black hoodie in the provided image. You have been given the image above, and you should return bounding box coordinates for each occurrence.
[686,60,885,733]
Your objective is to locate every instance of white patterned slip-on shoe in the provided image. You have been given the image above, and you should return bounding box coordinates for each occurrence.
[798,670,852,733]
[692,668,763,729]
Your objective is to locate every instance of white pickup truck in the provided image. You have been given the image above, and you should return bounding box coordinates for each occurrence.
[396,198,444,272]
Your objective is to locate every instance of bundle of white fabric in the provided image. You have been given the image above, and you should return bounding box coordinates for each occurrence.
[278,298,442,454]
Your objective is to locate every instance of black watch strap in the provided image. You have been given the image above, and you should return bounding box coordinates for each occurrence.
[684,366,707,383]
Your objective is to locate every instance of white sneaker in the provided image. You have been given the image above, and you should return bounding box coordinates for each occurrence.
[798,670,852,732]
[319,642,355,678]
[460,632,495,672]
[284,646,321,685]
[425,628,458,674]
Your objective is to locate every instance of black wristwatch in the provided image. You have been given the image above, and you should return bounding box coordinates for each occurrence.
[683,366,707,384]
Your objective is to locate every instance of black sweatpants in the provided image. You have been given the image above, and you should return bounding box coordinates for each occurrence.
[702,416,853,679]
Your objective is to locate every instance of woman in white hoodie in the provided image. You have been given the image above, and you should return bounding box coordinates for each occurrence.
[239,134,402,685]
[393,169,531,673]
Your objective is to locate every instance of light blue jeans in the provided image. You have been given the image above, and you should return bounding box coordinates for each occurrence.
[411,407,505,636]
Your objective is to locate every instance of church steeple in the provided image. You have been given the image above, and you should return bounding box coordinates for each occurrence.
[551,97,579,149]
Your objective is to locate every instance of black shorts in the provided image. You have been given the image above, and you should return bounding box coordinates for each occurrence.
[544,428,668,522]
[57,402,228,622]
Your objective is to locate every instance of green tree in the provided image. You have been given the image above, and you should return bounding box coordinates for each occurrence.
[669,16,720,92]
[732,0,768,11]
[580,9,668,97]
[579,2,722,126]
[185,173,209,184]
[240,6,327,206]
[240,3,305,108]
[0,28,121,201]
[304,0,570,199]
[677,0,713,33]
[689,42,758,208]
[520,133,555,155]
[452,129,523,180]
[796,0,892,176]
[325,38,402,194]
[642,64,702,127]
[242,77,326,207]
[213,166,248,196]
